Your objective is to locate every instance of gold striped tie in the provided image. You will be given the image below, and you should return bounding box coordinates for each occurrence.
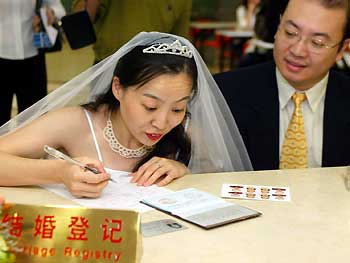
[279,93,307,169]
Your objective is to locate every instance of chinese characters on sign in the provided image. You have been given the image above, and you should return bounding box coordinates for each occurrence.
[2,213,23,238]
[2,214,122,243]
[34,215,56,239]
[0,204,140,262]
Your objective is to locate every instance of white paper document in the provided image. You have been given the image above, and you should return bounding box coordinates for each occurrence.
[141,188,261,229]
[44,170,172,213]
[40,7,58,44]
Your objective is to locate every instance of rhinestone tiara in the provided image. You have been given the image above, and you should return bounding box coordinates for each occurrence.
[142,40,193,58]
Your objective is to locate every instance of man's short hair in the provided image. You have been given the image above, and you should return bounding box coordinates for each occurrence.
[317,0,350,41]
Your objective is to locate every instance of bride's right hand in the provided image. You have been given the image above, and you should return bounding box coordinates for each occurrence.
[59,157,110,198]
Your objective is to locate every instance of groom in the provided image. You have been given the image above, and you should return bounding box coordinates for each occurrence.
[215,0,350,170]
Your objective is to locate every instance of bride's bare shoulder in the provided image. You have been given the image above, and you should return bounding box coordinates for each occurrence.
[45,106,89,124]
[50,106,108,130]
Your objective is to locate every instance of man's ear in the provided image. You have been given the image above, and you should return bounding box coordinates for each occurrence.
[336,39,350,61]
[111,76,122,100]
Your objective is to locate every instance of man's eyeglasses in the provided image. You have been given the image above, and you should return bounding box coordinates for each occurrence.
[278,25,342,54]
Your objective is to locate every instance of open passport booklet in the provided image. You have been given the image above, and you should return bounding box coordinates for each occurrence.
[141,188,261,229]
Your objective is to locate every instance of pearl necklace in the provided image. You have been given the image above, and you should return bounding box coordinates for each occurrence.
[103,112,153,158]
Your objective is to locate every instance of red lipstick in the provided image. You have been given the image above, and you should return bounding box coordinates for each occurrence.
[146,133,162,141]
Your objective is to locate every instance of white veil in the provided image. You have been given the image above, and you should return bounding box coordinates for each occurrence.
[0,32,252,173]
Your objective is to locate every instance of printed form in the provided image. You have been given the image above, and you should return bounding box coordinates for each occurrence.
[44,169,172,213]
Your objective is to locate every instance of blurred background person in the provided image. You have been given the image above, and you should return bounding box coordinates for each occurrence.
[0,0,65,126]
[237,0,289,68]
[236,0,261,30]
[74,0,192,64]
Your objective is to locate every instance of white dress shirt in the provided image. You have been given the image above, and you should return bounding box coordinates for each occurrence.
[0,0,65,60]
[236,5,256,30]
[276,68,328,168]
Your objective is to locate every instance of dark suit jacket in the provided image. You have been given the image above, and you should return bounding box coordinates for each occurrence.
[214,61,350,170]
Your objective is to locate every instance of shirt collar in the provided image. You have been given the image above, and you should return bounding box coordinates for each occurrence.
[276,68,328,112]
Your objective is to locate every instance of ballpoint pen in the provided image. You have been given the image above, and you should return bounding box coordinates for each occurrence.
[44,145,103,175]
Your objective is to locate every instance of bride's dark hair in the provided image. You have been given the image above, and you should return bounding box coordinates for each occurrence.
[83,45,198,171]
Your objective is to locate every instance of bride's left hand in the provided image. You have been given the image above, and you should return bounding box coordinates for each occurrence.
[130,157,188,186]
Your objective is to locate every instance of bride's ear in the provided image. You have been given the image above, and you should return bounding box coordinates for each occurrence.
[111,76,123,100]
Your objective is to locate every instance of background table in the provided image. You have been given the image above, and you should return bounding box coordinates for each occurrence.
[189,21,236,60]
[215,29,254,71]
[190,21,236,30]
[1,167,350,262]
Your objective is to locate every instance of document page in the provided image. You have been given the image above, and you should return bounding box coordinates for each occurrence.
[44,170,172,213]
[141,188,226,216]
[141,188,261,229]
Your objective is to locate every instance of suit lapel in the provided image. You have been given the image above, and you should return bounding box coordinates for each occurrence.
[322,72,349,166]
[249,63,280,169]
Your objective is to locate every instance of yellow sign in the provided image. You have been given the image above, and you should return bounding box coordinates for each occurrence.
[0,203,141,263]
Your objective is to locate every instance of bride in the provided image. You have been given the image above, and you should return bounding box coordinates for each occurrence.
[0,32,252,198]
